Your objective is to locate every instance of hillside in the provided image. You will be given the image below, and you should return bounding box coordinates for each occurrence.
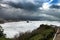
[0,23,56,40]
[14,24,56,40]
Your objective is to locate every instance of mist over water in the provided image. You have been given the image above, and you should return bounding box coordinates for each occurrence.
[0,21,60,38]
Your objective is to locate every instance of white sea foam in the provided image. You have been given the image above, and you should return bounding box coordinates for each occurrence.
[0,21,60,38]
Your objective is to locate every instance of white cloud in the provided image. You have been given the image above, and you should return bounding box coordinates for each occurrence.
[0,3,11,8]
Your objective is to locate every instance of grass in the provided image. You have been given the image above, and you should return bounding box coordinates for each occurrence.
[0,37,12,40]
[29,34,44,40]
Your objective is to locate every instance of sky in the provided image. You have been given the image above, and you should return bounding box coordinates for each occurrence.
[0,0,60,21]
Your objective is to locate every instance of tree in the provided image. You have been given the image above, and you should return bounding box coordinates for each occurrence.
[0,26,5,37]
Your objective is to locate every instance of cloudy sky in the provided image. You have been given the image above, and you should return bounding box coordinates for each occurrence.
[0,0,60,21]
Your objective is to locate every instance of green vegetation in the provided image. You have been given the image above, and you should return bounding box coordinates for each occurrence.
[0,37,12,40]
[14,24,56,40]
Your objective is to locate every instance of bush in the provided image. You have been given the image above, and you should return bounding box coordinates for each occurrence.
[0,26,5,37]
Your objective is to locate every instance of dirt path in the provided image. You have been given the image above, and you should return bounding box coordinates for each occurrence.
[53,28,60,40]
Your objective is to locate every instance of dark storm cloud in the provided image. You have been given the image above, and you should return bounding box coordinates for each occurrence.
[50,5,60,9]
[0,7,40,20]
[1,0,60,10]
[0,0,60,21]
[0,6,60,21]
[1,0,50,10]
[7,2,39,10]
[0,0,2,2]
[0,0,2,1]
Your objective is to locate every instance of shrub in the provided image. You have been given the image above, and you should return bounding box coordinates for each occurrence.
[0,26,5,37]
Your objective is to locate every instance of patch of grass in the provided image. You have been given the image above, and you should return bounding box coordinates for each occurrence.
[0,37,12,40]
[29,34,44,40]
